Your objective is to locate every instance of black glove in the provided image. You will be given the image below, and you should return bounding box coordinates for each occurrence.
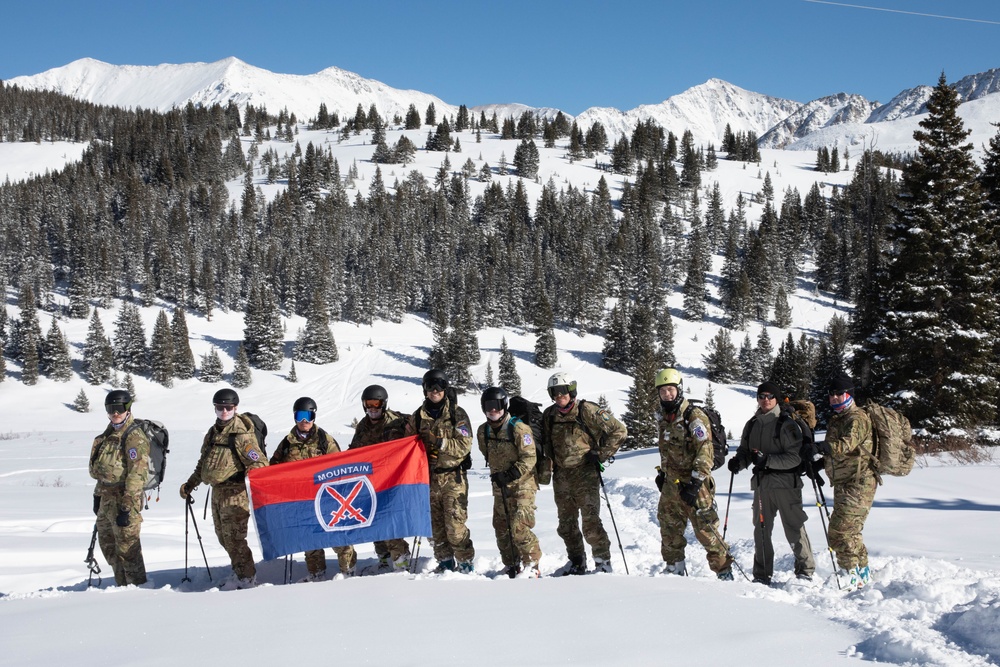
[727,457,742,474]
[490,467,520,487]
[115,508,130,527]
[752,450,768,467]
[654,470,665,491]
[678,478,703,507]
[583,451,602,466]
[815,439,832,456]
[92,495,101,515]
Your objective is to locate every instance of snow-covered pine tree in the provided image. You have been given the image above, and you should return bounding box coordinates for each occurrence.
[232,344,252,389]
[199,348,224,383]
[243,283,283,370]
[498,337,521,396]
[149,310,174,387]
[171,307,196,380]
[82,309,114,385]
[73,388,90,413]
[295,291,339,364]
[41,318,72,381]
[287,360,298,383]
[773,286,792,328]
[703,328,738,384]
[113,302,148,375]
[621,334,660,450]
[123,373,136,401]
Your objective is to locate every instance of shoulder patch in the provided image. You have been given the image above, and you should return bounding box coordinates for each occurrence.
[246,447,260,461]
[690,419,709,442]
[597,409,612,422]
[457,425,471,438]
[522,433,534,447]
[127,448,138,460]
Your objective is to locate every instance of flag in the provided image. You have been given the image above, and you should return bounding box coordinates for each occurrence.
[247,435,431,561]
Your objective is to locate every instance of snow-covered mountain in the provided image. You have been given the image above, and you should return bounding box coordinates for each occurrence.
[6,57,1000,152]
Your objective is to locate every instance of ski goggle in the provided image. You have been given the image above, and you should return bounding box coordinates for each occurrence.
[423,382,446,393]
[363,400,383,410]
[482,399,506,413]
[548,385,572,398]
[105,403,128,415]
[294,410,316,423]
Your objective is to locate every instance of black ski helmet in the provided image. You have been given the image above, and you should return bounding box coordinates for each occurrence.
[422,369,449,393]
[105,389,133,412]
[212,388,240,406]
[293,396,318,412]
[481,386,509,414]
[361,385,389,410]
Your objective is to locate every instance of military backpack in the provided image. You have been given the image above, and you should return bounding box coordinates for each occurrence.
[683,400,727,471]
[508,396,551,485]
[862,403,915,477]
[121,419,170,492]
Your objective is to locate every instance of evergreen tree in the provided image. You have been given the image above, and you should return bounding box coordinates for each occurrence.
[41,318,72,381]
[171,307,196,380]
[82,308,114,385]
[534,328,558,369]
[21,334,39,386]
[124,373,136,401]
[232,343,253,388]
[484,360,494,388]
[753,326,774,381]
[296,292,339,364]
[498,337,522,395]
[73,388,91,413]
[621,341,660,450]
[113,302,148,375]
[703,329,739,383]
[656,308,676,368]
[149,309,175,387]
[199,348,224,383]
[737,333,756,384]
[862,73,999,432]
[243,283,283,370]
[772,285,792,328]
[287,360,298,383]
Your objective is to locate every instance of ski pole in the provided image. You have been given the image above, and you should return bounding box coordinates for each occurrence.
[203,488,210,521]
[499,483,519,576]
[182,498,191,583]
[186,495,213,581]
[704,516,751,582]
[597,467,629,575]
[810,474,841,590]
[722,470,735,542]
[84,522,102,588]
[680,477,750,582]
[409,537,422,574]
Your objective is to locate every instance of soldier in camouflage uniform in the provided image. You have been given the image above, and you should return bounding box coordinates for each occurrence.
[270,397,356,581]
[343,385,411,572]
[654,369,734,580]
[180,388,267,589]
[542,372,626,575]
[406,369,476,573]
[477,387,542,578]
[822,374,877,589]
[89,389,150,586]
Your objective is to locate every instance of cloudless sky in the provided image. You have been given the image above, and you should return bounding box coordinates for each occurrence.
[2,0,998,114]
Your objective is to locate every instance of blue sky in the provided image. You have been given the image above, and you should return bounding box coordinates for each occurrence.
[3,0,998,114]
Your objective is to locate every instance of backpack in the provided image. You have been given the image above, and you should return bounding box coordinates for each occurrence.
[684,400,727,470]
[508,395,551,485]
[121,419,170,492]
[862,403,915,477]
[776,402,818,475]
[226,412,268,470]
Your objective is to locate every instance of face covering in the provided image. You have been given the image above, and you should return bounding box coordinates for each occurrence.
[366,407,383,420]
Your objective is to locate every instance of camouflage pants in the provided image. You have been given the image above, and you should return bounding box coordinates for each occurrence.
[429,470,474,563]
[657,475,732,573]
[95,490,146,586]
[305,546,357,576]
[829,475,877,570]
[337,538,410,572]
[492,485,541,568]
[751,484,815,579]
[553,464,610,562]
[211,482,256,580]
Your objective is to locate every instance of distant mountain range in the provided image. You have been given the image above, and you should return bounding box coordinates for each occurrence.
[6,58,1000,152]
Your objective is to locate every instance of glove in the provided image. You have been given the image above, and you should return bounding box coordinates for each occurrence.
[727,457,742,474]
[752,450,768,467]
[654,470,665,491]
[583,451,602,466]
[678,478,703,507]
[179,482,194,499]
[490,467,520,487]
[809,458,827,486]
[815,439,832,456]
[92,495,101,515]
[115,508,130,527]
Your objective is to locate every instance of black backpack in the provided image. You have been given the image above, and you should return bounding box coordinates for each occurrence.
[508,395,550,485]
[775,403,819,476]
[121,419,170,492]
[683,400,727,471]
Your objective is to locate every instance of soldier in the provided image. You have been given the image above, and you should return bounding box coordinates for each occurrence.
[269,397,356,581]
[179,388,267,590]
[343,385,411,573]
[729,381,816,585]
[88,389,150,586]
[542,371,626,575]
[821,373,877,590]
[477,386,542,578]
[654,368,734,580]
[406,369,476,574]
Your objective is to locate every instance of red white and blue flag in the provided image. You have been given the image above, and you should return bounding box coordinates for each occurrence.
[247,435,431,561]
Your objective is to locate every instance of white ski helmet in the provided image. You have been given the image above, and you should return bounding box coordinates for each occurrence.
[547,372,578,400]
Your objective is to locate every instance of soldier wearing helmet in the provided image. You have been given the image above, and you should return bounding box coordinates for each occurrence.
[179,388,268,589]
[269,397,355,581]
[654,368,734,580]
[344,384,411,573]
[542,371,626,575]
[477,386,542,578]
[406,369,476,574]
[88,389,150,586]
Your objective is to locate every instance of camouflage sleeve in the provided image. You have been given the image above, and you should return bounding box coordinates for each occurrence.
[829,410,873,459]
[185,431,212,489]
[269,436,289,465]
[348,426,363,450]
[512,422,537,481]
[439,408,474,459]
[687,408,714,479]
[580,402,627,459]
[122,428,150,511]
[476,424,488,466]
[234,431,267,470]
[385,414,408,441]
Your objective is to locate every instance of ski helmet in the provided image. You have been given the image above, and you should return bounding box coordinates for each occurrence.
[293,396,318,412]
[105,389,133,413]
[422,369,449,393]
[481,386,509,415]
[655,368,684,413]
[212,388,240,406]
[546,371,577,400]
[361,385,389,411]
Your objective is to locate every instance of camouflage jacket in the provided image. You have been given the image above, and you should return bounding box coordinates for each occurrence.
[657,399,714,480]
[186,413,267,488]
[407,400,474,472]
[824,401,875,486]
[542,399,626,470]
[89,415,150,512]
[350,409,407,449]
[478,414,538,493]
[270,425,341,464]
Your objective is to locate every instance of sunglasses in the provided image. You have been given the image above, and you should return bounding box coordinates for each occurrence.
[828,390,849,397]
[294,410,316,423]
[756,393,776,400]
[105,403,128,415]
[214,404,236,411]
